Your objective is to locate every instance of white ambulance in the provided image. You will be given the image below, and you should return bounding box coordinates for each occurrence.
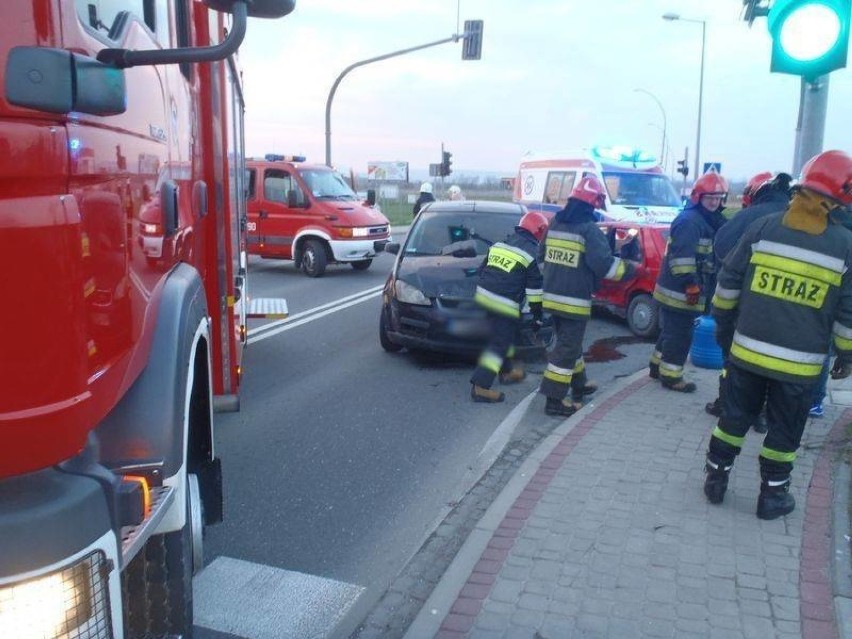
[513,146,682,224]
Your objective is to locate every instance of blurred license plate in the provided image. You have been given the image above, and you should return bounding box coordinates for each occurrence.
[446,317,487,337]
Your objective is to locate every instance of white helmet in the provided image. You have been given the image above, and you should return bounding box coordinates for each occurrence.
[420,182,433,194]
[448,185,463,200]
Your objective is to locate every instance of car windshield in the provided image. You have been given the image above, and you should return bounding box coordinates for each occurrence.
[300,169,358,200]
[405,210,520,257]
[602,172,680,207]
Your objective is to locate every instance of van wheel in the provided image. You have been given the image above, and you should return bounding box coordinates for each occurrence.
[627,293,660,338]
[301,239,327,277]
[351,259,372,271]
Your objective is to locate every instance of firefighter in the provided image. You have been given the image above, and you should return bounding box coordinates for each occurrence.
[649,172,729,392]
[705,171,793,420]
[539,176,636,416]
[704,150,852,520]
[470,210,548,402]
[413,182,435,216]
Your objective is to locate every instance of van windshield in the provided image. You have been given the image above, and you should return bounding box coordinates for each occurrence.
[301,169,358,201]
[602,172,680,207]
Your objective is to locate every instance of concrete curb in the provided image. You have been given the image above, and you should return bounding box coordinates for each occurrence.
[832,427,852,638]
[403,368,650,639]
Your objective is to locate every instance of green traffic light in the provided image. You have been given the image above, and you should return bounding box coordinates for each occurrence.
[780,4,841,60]
[768,0,850,79]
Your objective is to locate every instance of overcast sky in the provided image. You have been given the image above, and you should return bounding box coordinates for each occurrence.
[237,0,852,181]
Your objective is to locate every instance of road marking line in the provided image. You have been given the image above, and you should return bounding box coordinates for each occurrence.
[248,289,383,344]
[193,556,364,639]
[247,285,384,338]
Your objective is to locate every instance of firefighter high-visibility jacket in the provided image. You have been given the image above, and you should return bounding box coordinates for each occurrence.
[474,228,543,319]
[653,204,717,312]
[540,206,633,320]
[712,214,852,383]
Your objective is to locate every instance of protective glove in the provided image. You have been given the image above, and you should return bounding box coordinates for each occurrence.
[529,301,543,323]
[830,358,851,380]
[685,284,701,306]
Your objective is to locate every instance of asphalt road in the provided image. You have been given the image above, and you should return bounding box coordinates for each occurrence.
[195,239,655,638]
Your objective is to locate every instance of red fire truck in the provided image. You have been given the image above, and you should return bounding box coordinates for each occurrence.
[0,1,292,637]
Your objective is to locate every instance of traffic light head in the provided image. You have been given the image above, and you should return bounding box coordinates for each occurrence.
[677,159,689,177]
[441,151,453,177]
[768,0,850,80]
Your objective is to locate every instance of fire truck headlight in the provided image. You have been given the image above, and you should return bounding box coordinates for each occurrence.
[0,552,110,639]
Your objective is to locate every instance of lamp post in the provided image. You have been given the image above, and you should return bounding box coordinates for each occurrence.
[633,88,667,165]
[662,12,706,180]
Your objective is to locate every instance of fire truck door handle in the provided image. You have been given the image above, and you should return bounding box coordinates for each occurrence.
[259,210,269,219]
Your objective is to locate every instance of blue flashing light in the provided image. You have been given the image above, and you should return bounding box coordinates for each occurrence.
[69,138,81,152]
[591,145,657,167]
[265,153,307,162]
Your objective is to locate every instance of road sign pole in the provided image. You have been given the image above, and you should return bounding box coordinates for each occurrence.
[792,75,830,176]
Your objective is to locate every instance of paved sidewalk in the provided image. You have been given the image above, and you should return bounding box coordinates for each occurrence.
[405,365,852,639]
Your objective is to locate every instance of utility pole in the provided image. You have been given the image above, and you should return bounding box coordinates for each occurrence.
[792,75,830,175]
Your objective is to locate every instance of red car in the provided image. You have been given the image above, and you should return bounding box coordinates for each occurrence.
[593,222,670,337]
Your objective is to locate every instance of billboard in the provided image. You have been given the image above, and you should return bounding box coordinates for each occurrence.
[367,161,409,182]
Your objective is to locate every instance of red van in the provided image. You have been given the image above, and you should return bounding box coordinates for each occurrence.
[246,155,392,276]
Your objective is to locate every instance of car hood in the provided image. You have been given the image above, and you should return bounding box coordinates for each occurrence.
[396,255,483,299]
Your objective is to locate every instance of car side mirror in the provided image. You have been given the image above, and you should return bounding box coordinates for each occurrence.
[366,189,377,206]
[385,242,400,255]
[287,189,308,209]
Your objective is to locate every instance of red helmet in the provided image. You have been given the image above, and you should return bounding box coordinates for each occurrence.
[799,150,852,206]
[742,171,772,207]
[517,210,549,242]
[570,175,607,210]
[690,172,729,206]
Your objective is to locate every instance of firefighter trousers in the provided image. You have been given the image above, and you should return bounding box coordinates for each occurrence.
[707,363,814,483]
[650,307,699,383]
[539,315,589,402]
[470,313,521,389]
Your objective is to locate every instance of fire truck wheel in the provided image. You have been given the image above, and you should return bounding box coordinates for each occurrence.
[123,484,194,637]
[351,259,372,271]
[627,293,660,339]
[301,239,327,277]
[380,308,403,352]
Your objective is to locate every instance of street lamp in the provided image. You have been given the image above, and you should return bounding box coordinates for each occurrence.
[633,88,667,165]
[663,12,706,180]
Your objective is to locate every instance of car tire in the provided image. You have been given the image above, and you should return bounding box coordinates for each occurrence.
[301,239,327,277]
[627,293,660,338]
[380,309,402,352]
[351,259,372,271]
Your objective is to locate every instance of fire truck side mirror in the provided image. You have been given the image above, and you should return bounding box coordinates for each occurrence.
[366,189,377,206]
[204,0,296,19]
[160,181,179,238]
[5,47,126,115]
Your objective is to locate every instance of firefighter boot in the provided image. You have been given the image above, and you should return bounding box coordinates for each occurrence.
[499,364,526,384]
[703,460,732,504]
[756,480,796,520]
[545,397,582,417]
[471,384,505,403]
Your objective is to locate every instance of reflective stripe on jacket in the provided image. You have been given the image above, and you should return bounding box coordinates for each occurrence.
[712,214,852,383]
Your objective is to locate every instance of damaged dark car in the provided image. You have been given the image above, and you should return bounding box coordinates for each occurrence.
[379,200,554,357]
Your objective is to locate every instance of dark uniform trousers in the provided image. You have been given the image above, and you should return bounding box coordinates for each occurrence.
[708,363,813,483]
[539,316,589,402]
[470,313,520,389]
[652,307,699,382]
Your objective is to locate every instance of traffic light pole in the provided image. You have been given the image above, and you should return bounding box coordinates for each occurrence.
[792,75,830,175]
[325,34,465,167]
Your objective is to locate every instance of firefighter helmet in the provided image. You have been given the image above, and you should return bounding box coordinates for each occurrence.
[517,210,549,242]
[799,150,852,206]
[420,182,433,194]
[742,171,772,207]
[690,172,729,205]
[570,175,607,210]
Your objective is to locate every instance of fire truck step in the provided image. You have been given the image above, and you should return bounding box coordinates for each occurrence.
[246,297,289,319]
[120,485,175,567]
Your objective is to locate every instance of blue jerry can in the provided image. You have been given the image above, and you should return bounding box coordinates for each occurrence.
[690,314,724,369]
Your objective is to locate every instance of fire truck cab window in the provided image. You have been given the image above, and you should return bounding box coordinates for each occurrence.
[75,0,168,44]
